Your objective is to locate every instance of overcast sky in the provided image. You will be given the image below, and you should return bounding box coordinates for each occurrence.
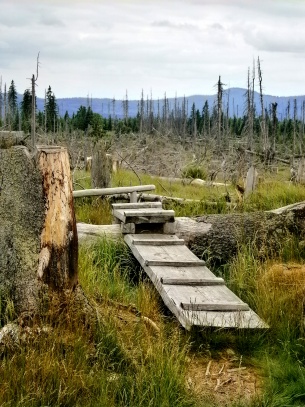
[1,0,305,100]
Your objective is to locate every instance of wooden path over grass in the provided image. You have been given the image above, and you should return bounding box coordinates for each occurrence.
[112,201,267,330]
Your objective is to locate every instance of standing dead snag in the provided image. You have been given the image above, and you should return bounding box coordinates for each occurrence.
[37,145,78,290]
[0,145,78,316]
[91,141,112,188]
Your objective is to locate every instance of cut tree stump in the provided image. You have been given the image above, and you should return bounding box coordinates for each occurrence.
[0,145,78,316]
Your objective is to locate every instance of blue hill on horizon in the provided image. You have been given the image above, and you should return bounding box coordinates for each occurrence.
[29,87,305,120]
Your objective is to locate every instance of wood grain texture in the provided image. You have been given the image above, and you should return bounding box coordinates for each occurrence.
[124,233,267,329]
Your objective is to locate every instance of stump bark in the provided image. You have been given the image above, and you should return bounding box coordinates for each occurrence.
[0,145,78,316]
[91,143,112,188]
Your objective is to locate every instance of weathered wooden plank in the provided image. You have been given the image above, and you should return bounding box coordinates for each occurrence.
[145,260,206,267]
[184,309,267,329]
[113,208,175,224]
[123,234,268,329]
[136,243,201,264]
[73,184,156,198]
[161,277,225,285]
[149,265,218,281]
[112,202,162,210]
[133,238,185,246]
[181,302,250,311]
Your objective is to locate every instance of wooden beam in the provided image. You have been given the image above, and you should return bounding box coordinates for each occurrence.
[181,302,250,311]
[132,238,185,246]
[73,184,156,198]
[161,277,225,286]
[113,208,175,224]
[145,260,206,267]
[112,202,162,210]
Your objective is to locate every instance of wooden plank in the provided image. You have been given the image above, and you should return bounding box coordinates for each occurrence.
[112,202,162,210]
[128,233,178,241]
[116,209,175,217]
[184,309,268,329]
[132,238,184,246]
[123,234,268,329]
[181,302,250,312]
[136,244,201,263]
[145,259,206,267]
[73,184,156,198]
[113,208,175,224]
[161,277,225,286]
[149,265,218,281]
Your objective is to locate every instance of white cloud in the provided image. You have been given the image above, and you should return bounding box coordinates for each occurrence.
[0,0,304,99]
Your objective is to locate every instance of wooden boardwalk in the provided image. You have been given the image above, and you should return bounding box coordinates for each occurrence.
[112,202,267,330]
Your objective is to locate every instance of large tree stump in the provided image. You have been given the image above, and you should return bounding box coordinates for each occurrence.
[0,145,78,316]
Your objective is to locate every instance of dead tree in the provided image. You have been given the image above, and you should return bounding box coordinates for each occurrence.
[0,145,78,316]
[257,57,269,161]
[91,141,112,188]
[30,52,40,149]
[216,76,224,152]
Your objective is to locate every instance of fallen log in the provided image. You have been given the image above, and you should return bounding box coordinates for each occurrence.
[0,131,26,148]
[152,175,229,187]
[77,201,305,264]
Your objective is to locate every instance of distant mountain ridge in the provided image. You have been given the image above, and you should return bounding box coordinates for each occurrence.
[32,88,305,120]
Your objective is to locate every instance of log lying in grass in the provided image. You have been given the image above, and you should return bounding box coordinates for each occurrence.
[77,201,305,264]
[152,175,229,187]
[0,131,26,148]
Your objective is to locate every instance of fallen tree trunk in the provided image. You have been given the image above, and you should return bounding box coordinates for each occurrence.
[0,131,26,148]
[77,201,305,264]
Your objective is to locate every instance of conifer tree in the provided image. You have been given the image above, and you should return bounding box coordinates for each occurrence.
[21,88,32,132]
[45,85,58,132]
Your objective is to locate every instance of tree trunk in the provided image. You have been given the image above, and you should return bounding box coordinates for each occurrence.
[77,202,305,264]
[175,212,297,264]
[0,145,78,316]
[0,131,25,148]
[91,142,112,188]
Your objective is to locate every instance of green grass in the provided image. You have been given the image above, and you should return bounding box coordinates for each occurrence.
[0,238,195,407]
[74,168,305,223]
[3,163,305,406]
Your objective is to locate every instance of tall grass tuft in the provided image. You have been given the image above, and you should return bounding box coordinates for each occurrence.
[0,238,196,407]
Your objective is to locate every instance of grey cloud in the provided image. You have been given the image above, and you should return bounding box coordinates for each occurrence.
[39,15,65,27]
[209,23,224,31]
[152,20,199,30]
[242,26,305,54]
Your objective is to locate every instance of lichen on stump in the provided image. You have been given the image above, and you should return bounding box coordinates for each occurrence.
[0,145,78,317]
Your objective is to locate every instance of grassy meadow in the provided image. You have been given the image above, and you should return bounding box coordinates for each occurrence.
[2,163,305,406]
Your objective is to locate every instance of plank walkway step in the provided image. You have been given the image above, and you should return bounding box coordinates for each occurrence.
[181,302,250,312]
[112,202,162,210]
[121,220,268,329]
[145,259,206,267]
[161,277,225,286]
[131,237,185,246]
[113,208,175,224]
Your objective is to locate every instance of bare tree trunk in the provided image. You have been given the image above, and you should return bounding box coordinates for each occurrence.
[91,141,112,188]
[0,145,78,316]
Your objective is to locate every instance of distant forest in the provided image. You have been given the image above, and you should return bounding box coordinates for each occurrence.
[1,66,305,157]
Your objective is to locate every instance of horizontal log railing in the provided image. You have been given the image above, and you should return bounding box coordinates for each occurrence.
[73,185,156,203]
